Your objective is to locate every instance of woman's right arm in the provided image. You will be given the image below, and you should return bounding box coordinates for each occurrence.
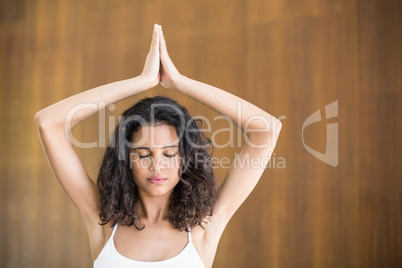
[34,24,161,233]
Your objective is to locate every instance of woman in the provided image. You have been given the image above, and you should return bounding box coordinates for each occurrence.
[35,24,282,268]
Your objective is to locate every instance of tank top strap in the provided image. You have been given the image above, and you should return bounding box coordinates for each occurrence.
[111,223,118,239]
[187,227,192,243]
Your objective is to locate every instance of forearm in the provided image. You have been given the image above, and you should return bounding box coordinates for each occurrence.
[174,75,282,141]
[35,76,151,130]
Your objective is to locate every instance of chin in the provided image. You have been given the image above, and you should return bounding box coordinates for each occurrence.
[142,188,174,197]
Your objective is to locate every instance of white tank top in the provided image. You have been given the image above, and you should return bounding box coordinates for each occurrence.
[94,224,205,268]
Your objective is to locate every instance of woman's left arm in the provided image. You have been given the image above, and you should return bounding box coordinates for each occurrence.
[158,26,283,227]
[175,76,282,223]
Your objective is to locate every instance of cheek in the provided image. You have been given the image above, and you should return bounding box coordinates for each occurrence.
[130,160,149,181]
[167,157,181,171]
[131,157,151,170]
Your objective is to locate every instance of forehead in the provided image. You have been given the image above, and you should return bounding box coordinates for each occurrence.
[131,124,179,148]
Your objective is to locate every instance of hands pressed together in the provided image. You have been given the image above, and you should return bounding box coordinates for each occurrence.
[141,24,181,89]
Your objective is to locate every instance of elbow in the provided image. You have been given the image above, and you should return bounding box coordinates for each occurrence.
[35,110,67,133]
[35,110,53,130]
[246,118,282,148]
[34,111,44,127]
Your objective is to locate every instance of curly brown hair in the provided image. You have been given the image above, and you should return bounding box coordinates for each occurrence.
[97,96,217,231]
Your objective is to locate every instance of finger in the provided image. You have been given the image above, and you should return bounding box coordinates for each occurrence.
[150,24,159,52]
[159,25,168,55]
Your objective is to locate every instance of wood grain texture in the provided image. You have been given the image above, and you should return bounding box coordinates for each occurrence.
[358,0,402,267]
[0,0,400,267]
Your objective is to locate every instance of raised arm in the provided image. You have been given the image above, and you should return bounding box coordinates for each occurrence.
[34,24,161,235]
[158,26,282,228]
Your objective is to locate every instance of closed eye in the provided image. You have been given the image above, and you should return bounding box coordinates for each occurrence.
[138,154,177,159]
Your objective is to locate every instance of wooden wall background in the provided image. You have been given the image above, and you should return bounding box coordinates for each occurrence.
[1,0,401,267]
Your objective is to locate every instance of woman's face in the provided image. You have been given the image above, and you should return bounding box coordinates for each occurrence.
[130,124,181,198]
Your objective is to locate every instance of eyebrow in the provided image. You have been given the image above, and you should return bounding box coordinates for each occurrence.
[131,145,179,150]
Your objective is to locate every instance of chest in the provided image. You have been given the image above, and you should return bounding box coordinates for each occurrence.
[113,225,190,262]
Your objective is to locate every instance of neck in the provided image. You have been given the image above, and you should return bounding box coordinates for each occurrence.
[136,192,171,225]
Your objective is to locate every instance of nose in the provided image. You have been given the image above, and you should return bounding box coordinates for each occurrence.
[148,156,161,173]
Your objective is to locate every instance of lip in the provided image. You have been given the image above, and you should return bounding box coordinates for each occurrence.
[147,175,167,184]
